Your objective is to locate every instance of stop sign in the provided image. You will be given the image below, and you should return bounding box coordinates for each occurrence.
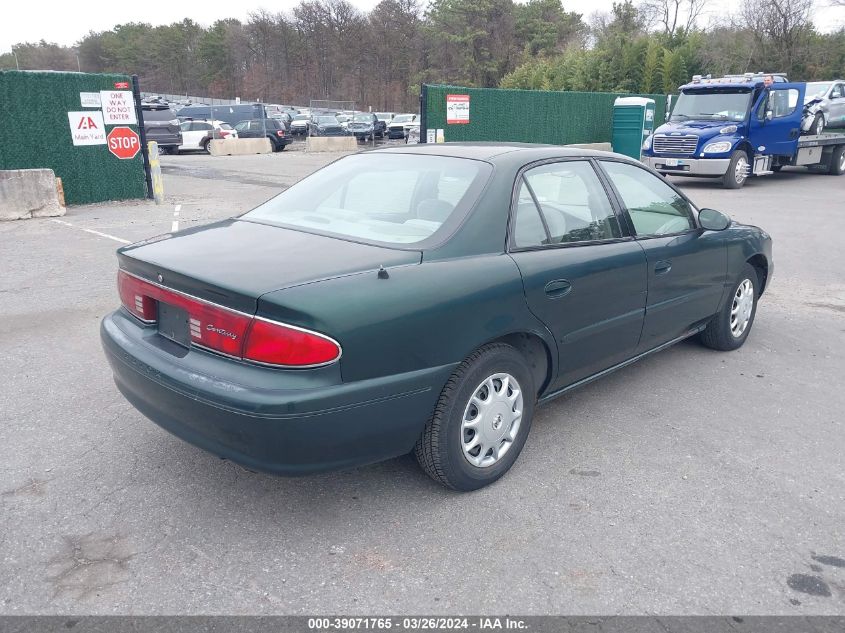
[107,126,141,160]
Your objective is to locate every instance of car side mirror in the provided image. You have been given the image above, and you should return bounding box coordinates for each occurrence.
[699,208,731,231]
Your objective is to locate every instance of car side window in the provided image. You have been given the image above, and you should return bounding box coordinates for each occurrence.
[600,160,695,236]
[833,84,844,99]
[234,121,248,131]
[193,122,212,131]
[512,161,622,248]
[513,183,548,248]
[180,121,191,132]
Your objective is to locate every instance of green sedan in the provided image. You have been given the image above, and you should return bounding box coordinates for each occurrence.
[101,143,773,490]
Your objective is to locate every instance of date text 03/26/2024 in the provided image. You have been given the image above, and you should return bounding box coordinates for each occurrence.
[307,618,528,630]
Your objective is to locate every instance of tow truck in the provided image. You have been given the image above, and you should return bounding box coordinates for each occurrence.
[641,73,845,188]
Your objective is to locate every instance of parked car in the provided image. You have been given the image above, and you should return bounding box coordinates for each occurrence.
[375,112,395,128]
[232,118,292,151]
[347,112,386,141]
[308,115,348,137]
[290,114,310,136]
[177,104,267,128]
[387,113,418,139]
[801,80,845,135]
[405,121,421,144]
[336,113,353,130]
[101,143,772,491]
[141,105,182,154]
[177,119,237,153]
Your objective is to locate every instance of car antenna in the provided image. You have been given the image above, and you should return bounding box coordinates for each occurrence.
[377,265,389,279]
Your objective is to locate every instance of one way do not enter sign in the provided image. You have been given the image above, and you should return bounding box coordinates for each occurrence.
[107,127,141,160]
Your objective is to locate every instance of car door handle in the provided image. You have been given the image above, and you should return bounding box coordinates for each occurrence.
[544,279,572,298]
[654,260,672,275]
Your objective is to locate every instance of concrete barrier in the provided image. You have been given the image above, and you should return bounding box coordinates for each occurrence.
[209,138,273,156]
[565,142,613,152]
[306,136,359,153]
[0,169,65,221]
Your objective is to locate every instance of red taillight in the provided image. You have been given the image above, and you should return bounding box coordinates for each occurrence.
[116,270,340,367]
[219,130,231,138]
[276,130,285,137]
[243,319,341,367]
[118,270,157,322]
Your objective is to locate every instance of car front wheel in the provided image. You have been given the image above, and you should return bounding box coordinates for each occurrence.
[809,113,825,135]
[414,343,536,491]
[699,263,759,351]
[722,150,749,189]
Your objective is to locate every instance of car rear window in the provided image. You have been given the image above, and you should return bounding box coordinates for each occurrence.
[143,108,177,121]
[242,153,491,247]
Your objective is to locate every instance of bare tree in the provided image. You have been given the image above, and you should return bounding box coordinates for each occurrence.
[737,0,813,74]
[640,0,708,37]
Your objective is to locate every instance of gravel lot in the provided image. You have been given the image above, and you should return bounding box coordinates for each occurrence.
[1,147,844,615]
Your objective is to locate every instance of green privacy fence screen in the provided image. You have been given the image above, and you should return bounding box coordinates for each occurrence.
[0,71,146,205]
[422,84,669,146]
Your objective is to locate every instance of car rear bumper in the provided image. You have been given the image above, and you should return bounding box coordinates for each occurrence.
[642,156,730,176]
[101,310,451,475]
[146,132,182,147]
[387,129,406,138]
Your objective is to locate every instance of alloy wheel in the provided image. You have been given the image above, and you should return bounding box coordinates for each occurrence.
[460,373,523,468]
[730,279,754,338]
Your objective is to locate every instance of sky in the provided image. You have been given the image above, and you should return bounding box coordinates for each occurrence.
[2,0,843,51]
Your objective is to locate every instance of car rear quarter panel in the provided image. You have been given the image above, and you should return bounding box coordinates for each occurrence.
[257,254,557,385]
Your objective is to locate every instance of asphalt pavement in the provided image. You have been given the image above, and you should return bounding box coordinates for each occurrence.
[1,149,843,615]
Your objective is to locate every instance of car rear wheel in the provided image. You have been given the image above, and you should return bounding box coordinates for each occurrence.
[414,343,536,491]
[699,263,759,351]
[201,139,211,154]
[722,150,749,189]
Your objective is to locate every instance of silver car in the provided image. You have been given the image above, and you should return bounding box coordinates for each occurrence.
[802,80,845,135]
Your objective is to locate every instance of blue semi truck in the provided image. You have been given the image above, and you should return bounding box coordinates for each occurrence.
[641,73,845,188]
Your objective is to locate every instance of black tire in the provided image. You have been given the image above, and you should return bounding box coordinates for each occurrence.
[278,143,287,151]
[722,150,750,189]
[201,139,211,154]
[414,343,536,491]
[809,113,825,136]
[828,145,845,176]
[771,165,782,172]
[699,263,760,351]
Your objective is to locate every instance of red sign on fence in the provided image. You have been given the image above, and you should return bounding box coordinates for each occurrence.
[114,81,130,89]
[107,126,141,160]
[446,94,470,124]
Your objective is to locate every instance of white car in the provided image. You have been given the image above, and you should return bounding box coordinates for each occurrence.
[290,114,311,136]
[178,120,237,153]
[387,113,418,139]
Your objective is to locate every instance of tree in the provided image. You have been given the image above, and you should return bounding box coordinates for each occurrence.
[514,0,586,58]
[424,0,518,87]
[640,0,708,38]
[737,0,814,75]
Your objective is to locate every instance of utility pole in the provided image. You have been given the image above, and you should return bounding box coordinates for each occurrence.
[12,48,20,70]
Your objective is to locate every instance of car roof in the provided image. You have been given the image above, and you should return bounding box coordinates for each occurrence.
[373,142,625,164]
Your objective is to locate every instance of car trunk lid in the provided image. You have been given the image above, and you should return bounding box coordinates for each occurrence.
[117,218,421,315]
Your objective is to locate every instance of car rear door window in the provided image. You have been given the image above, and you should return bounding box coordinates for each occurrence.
[512,161,622,247]
[600,160,695,236]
